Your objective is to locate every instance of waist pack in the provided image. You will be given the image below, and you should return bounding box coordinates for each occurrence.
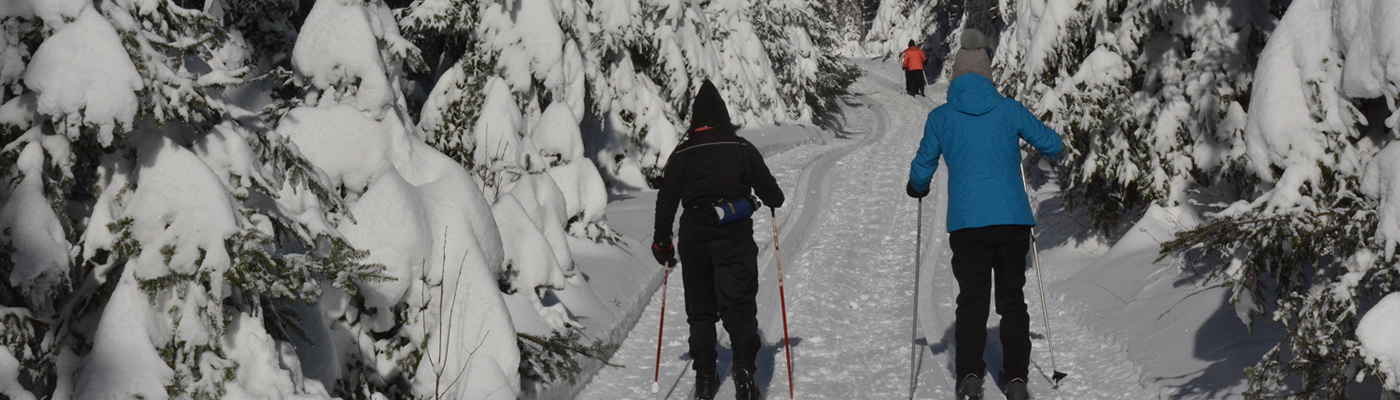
[711,197,761,226]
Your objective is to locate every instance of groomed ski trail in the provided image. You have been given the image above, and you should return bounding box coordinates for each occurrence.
[577,60,1158,399]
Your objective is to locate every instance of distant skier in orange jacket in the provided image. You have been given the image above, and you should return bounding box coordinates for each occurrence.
[901,40,927,96]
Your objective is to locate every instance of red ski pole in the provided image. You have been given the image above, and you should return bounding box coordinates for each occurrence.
[652,262,672,394]
[770,208,795,398]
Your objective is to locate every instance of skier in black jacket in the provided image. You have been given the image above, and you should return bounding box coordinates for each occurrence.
[653,80,785,400]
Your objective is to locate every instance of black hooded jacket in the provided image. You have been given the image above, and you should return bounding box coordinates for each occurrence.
[654,81,784,243]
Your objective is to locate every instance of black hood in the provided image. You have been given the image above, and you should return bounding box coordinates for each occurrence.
[688,80,734,132]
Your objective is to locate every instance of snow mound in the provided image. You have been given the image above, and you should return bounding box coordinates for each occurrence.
[0,141,69,310]
[24,5,141,145]
[1357,293,1400,392]
[292,0,398,115]
[281,104,518,399]
[1364,143,1400,259]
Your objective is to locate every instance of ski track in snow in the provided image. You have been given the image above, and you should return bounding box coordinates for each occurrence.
[577,60,1156,399]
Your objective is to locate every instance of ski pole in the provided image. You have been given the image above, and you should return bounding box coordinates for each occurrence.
[770,208,795,399]
[908,198,924,400]
[1020,163,1068,384]
[652,261,672,394]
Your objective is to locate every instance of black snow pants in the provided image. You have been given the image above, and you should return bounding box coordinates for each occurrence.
[949,224,1033,381]
[905,69,927,96]
[679,237,762,375]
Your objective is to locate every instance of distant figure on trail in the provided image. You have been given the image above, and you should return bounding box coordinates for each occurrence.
[901,39,928,96]
[905,28,1062,400]
[653,80,785,400]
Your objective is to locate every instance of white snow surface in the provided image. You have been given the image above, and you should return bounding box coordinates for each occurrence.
[534,104,587,165]
[0,314,35,400]
[474,77,541,177]
[1226,0,1400,220]
[0,141,69,307]
[23,4,142,145]
[222,313,333,399]
[125,135,242,288]
[279,104,519,398]
[1337,0,1400,104]
[292,0,401,116]
[1010,0,1080,79]
[1241,0,1347,187]
[1365,142,1400,259]
[862,0,937,57]
[73,270,172,400]
[1357,293,1400,393]
[574,59,1281,399]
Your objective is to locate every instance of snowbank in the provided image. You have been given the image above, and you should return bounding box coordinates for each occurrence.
[292,0,404,116]
[280,104,518,399]
[23,4,141,145]
[222,313,333,399]
[0,343,33,400]
[1364,143,1400,259]
[1358,293,1400,392]
[73,273,172,400]
[75,135,249,399]
[0,141,69,310]
[1337,0,1400,105]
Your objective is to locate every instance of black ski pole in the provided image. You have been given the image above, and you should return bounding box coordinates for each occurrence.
[908,198,923,399]
[1020,163,1068,384]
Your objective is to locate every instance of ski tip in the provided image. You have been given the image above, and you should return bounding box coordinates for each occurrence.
[1052,370,1068,385]
[651,381,660,393]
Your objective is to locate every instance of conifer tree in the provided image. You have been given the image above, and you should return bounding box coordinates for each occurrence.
[0,0,384,398]
[994,0,1274,232]
[752,0,859,120]
[994,0,1399,395]
[1155,0,1398,395]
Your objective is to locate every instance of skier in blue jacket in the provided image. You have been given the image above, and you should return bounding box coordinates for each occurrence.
[906,29,1063,400]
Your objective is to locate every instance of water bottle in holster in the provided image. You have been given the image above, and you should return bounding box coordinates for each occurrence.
[712,196,761,226]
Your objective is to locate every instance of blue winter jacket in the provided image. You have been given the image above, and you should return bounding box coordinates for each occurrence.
[908,74,1063,232]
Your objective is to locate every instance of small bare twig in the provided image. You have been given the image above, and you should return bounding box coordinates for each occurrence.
[425,227,476,400]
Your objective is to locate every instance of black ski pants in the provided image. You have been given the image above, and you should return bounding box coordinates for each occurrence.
[949,224,1032,381]
[905,69,926,96]
[679,237,761,375]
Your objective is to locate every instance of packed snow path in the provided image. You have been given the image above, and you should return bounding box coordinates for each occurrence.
[577,60,1157,399]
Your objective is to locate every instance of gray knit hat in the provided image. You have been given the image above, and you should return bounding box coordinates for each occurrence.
[951,28,993,80]
[960,28,988,50]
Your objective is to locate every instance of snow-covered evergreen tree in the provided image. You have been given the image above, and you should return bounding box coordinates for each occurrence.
[279,0,527,398]
[0,0,384,398]
[981,0,1399,394]
[991,0,1274,232]
[753,0,860,120]
[863,0,942,56]
[814,0,869,55]
[1155,0,1399,395]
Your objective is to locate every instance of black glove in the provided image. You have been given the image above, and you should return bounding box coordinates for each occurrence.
[906,181,929,198]
[651,240,677,267]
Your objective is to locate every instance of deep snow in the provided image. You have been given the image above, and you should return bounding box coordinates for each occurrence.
[572,59,1286,399]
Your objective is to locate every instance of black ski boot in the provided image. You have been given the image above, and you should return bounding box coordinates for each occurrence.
[733,366,760,400]
[692,370,719,400]
[958,374,984,400]
[1003,378,1029,400]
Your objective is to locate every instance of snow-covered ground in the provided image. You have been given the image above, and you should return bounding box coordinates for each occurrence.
[564,59,1293,399]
